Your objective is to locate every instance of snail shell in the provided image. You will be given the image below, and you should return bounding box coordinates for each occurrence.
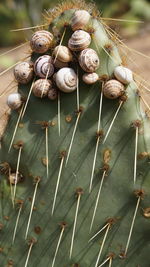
[9,172,22,185]
[79,48,100,72]
[114,66,133,84]
[71,10,91,31]
[56,67,77,93]
[7,93,22,110]
[34,55,54,78]
[68,30,91,51]
[32,79,52,98]
[48,88,58,100]
[53,73,57,83]
[53,45,73,62]
[14,62,33,84]
[30,30,53,53]
[103,79,125,99]
[54,59,68,69]
[82,72,99,84]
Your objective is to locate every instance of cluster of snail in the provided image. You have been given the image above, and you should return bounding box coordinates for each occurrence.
[7,9,133,110]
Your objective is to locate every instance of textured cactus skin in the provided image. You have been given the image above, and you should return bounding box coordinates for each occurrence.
[0,5,150,267]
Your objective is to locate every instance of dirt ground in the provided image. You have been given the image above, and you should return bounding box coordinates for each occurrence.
[0,31,150,136]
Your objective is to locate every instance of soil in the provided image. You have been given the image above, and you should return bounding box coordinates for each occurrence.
[0,31,150,136]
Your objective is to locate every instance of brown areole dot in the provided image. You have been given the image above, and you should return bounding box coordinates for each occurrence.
[34,226,42,235]
[65,115,72,122]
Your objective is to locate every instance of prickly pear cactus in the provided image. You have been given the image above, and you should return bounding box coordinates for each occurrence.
[0,1,150,267]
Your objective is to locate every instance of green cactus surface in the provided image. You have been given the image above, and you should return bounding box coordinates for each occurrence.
[0,1,150,267]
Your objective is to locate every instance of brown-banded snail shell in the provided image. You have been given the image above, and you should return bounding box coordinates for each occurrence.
[53,73,57,83]
[53,45,73,62]
[9,172,23,185]
[56,67,77,93]
[48,88,58,100]
[114,66,133,84]
[7,93,22,110]
[30,30,53,53]
[32,79,52,98]
[54,59,69,69]
[68,30,91,51]
[34,55,54,78]
[79,48,100,72]
[82,72,99,84]
[14,62,33,84]
[103,79,125,99]
[71,10,91,31]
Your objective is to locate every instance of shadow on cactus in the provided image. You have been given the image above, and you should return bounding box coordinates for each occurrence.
[0,1,150,266]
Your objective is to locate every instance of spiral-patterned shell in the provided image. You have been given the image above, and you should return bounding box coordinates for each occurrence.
[14,62,33,84]
[53,45,73,62]
[56,67,77,93]
[34,55,54,78]
[7,93,22,110]
[103,79,125,99]
[48,88,58,100]
[30,30,53,53]
[68,30,91,51]
[54,59,68,69]
[32,79,52,98]
[82,72,99,84]
[79,48,100,72]
[71,10,91,31]
[114,66,133,84]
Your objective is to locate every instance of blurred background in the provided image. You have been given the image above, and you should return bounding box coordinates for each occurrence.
[1,0,150,47]
[0,0,150,133]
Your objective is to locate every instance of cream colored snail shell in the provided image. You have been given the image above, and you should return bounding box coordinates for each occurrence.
[32,79,52,98]
[54,59,69,69]
[68,30,91,51]
[34,55,54,78]
[14,62,33,84]
[79,48,100,72]
[30,30,53,53]
[82,72,99,84]
[9,172,22,185]
[53,45,73,62]
[52,26,60,37]
[7,93,22,110]
[114,66,133,84]
[71,10,91,31]
[103,79,125,99]
[56,67,77,93]
[48,88,58,100]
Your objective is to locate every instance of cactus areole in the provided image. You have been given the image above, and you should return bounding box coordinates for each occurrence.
[0,1,150,267]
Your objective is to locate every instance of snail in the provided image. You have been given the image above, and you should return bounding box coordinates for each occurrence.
[82,72,99,84]
[71,10,91,31]
[30,30,53,53]
[55,67,77,93]
[14,62,33,84]
[114,66,133,84]
[68,30,91,51]
[32,79,52,98]
[53,73,57,83]
[53,45,73,62]
[79,48,100,72]
[103,79,125,99]
[52,26,60,37]
[48,88,58,100]
[7,93,22,110]
[8,172,23,185]
[54,59,69,69]
[34,55,54,78]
